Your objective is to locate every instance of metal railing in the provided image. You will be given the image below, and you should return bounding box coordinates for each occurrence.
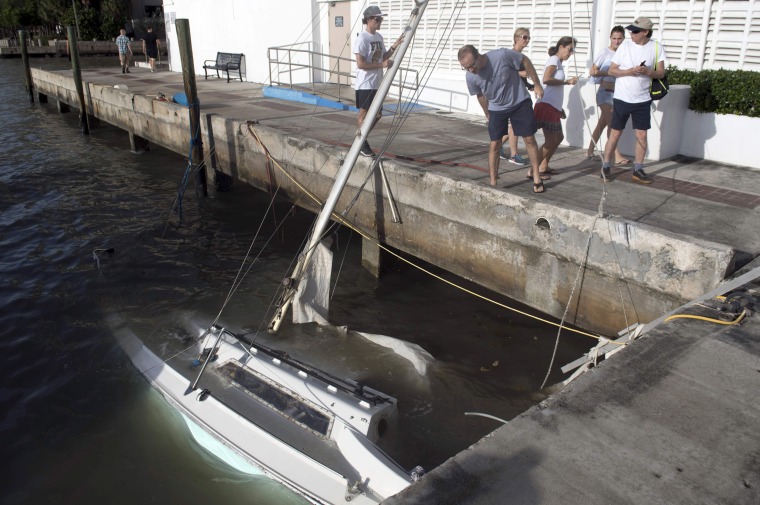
[267,42,419,105]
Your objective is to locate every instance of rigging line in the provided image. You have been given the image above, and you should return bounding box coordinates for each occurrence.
[378,2,464,158]
[266,2,437,218]
[253,123,608,342]
[606,219,638,329]
[339,4,463,221]
[566,0,601,155]
[570,2,639,331]
[173,101,204,222]
[210,187,284,328]
[268,0,404,185]
[331,227,353,300]
[539,210,601,390]
[376,1,466,157]
[270,6,358,147]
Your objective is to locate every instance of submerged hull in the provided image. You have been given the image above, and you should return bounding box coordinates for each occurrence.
[111,318,413,504]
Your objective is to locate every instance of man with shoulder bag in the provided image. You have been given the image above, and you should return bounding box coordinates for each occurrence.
[600,16,668,185]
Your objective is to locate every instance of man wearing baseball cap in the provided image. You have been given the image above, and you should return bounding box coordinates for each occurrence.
[353,6,404,157]
[600,16,668,184]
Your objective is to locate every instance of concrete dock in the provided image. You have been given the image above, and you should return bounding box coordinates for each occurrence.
[28,65,756,337]
[24,65,760,504]
[385,264,760,505]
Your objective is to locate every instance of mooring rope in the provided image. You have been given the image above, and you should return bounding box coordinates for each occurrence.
[248,123,607,342]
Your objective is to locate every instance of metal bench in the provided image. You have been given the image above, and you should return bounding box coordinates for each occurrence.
[203,52,243,83]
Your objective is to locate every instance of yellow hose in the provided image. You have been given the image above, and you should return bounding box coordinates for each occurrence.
[664,310,746,326]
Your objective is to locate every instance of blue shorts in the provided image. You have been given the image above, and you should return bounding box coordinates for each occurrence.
[487,99,537,141]
[596,88,614,107]
[611,98,652,131]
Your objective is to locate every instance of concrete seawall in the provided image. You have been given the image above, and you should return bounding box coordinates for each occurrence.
[29,67,737,336]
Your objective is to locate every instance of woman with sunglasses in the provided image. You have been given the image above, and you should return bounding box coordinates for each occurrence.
[587,26,630,165]
[533,36,578,180]
[499,28,533,167]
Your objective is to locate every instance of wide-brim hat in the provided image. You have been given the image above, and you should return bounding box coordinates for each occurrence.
[364,6,387,19]
[627,16,653,31]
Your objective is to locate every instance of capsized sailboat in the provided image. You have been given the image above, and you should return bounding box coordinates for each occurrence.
[115,2,429,504]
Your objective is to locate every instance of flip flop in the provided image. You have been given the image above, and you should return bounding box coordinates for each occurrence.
[616,158,631,166]
[526,174,551,181]
[533,181,545,193]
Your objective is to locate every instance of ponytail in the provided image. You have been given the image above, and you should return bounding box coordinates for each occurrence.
[548,36,576,56]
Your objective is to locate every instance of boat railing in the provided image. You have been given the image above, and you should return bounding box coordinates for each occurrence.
[267,41,420,104]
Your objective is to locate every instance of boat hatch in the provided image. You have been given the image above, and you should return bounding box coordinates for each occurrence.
[219,361,334,438]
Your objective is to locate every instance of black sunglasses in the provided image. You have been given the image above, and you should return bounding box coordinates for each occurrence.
[629,28,642,34]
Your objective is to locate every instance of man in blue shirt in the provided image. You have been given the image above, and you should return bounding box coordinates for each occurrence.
[458,45,545,192]
[115,29,132,74]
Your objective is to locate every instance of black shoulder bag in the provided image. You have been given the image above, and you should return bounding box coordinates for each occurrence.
[650,41,669,100]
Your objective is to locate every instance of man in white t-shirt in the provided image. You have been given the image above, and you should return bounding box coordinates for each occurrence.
[353,6,403,157]
[601,16,668,184]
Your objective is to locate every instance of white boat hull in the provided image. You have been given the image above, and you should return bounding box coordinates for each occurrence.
[111,318,412,504]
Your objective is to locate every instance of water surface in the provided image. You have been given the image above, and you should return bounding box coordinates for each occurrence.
[0,56,590,504]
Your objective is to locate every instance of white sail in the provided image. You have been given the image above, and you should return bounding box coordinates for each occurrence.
[292,239,333,325]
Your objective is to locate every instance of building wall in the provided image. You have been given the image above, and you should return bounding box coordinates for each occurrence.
[161,0,759,99]
[371,0,760,114]
[158,0,760,165]
[162,0,323,83]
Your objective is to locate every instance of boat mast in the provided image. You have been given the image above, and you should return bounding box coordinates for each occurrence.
[269,1,429,333]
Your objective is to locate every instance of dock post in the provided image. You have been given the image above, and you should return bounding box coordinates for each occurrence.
[361,239,389,278]
[66,25,89,135]
[19,30,34,103]
[176,19,207,197]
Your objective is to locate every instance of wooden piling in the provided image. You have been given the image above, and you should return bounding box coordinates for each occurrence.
[19,30,33,103]
[66,25,89,135]
[176,19,207,197]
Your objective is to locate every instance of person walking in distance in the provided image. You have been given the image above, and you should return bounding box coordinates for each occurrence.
[499,27,533,167]
[601,17,668,184]
[116,29,132,74]
[458,44,546,192]
[353,6,404,158]
[533,36,578,178]
[587,26,629,164]
[142,26,160,73]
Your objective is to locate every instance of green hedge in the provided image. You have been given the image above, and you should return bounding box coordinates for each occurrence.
[668,66,760,118]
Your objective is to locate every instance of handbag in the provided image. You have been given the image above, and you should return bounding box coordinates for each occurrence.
[650,41,669,100]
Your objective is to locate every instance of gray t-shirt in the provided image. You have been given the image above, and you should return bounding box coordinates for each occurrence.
[465,48,529,111]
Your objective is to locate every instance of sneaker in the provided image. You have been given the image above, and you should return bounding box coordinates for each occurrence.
[632,168,652,184]
[509,154,528,166]
[359,141,375,157]
[499,147,508,160]
[601,166,611,180]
